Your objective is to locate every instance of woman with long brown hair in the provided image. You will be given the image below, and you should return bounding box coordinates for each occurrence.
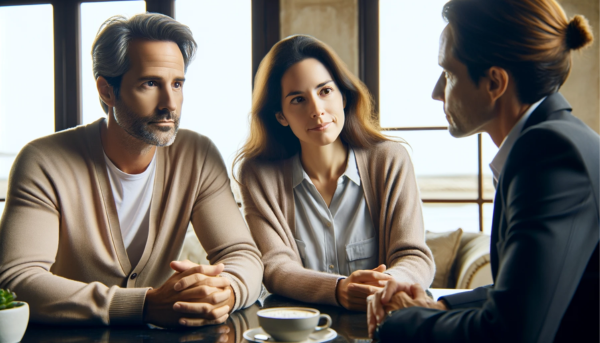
[234,35,434,310]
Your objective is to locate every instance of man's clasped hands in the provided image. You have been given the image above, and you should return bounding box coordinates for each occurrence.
[143,260,235,328]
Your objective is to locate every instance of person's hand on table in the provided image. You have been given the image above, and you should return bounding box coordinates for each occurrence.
[143,260,235,328]
[335,264,393,311]
[367,280,448,337]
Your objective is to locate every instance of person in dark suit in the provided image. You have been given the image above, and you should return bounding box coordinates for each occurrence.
[366,0,598,342]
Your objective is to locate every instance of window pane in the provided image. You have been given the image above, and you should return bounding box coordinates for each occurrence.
[80,1,146,125]
[379,0,449,128]
[483,203,494,235]
[423,203,480,233]
[386,130,478,199]
[175,0,252,176]
[0,5,54,199]
[481,133,499,199]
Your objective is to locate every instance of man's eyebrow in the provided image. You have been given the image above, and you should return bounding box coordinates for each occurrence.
[285,80,334,98]
[137,76,186,82]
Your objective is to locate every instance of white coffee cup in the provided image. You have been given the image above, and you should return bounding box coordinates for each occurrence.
[257,307,332,342]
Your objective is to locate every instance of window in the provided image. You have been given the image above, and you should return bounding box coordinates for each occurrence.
[175,0,252,176]
[80,1,146,125]
[379,0,497,233]
[0,4,55,206]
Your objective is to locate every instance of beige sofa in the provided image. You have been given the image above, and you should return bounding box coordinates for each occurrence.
[426,229,492,289]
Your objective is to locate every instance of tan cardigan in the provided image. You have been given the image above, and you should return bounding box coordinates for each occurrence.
[0,119,263,325]
[239,141,435,306]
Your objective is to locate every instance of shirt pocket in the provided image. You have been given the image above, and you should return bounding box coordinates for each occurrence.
[345,237,378,274]
[295,239,307,264]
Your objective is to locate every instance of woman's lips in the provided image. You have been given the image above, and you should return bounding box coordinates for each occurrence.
[308,122,332,131]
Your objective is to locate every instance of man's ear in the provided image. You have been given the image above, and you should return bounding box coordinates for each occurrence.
[275,112,289,127]
[97,76,116,108]
[486,67,509,103]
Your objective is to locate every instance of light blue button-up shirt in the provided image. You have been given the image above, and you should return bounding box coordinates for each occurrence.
[292,149,377,276]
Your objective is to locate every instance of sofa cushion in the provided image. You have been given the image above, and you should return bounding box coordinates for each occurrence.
[455,232,492,289]
[426,228,463,288]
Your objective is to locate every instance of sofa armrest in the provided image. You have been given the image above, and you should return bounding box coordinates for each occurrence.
[453,233,492,289]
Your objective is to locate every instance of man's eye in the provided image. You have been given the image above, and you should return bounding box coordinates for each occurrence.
[291,96,304,104]
[146,81,156,87]
[174,82,182,88]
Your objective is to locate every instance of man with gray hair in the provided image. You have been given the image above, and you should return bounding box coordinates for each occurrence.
[0,13,263,328]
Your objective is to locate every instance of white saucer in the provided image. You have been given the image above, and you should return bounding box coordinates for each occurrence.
[243,327,337,343]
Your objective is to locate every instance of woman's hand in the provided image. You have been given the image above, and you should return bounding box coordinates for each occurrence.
[335,264,393,311]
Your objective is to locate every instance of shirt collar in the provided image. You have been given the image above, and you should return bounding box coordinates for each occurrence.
[489,96,546,185]
[292,148,361,188]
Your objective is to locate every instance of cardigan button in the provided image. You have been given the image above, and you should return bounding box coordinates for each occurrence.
[130,273,137,280]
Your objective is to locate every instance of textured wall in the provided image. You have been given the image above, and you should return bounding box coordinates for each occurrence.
[559,0,600,133]
[280,0,359,76]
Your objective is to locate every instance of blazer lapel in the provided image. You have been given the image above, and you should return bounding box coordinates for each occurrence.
[492,92,574,281]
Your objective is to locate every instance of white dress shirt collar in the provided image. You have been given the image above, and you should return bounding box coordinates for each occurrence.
[489,96,546,185]
[292,148,361,188]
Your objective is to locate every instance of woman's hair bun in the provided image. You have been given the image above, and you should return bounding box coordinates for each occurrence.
[566,15,594,51]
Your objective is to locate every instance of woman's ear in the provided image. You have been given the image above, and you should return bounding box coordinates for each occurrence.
[97,76,116,108]
[275,112,289,126]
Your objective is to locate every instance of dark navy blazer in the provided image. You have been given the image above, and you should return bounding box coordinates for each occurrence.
[378,93,599,342]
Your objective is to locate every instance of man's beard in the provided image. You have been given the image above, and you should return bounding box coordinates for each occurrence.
[113,101,180,147]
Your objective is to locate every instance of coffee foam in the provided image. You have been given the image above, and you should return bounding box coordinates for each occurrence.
[259,310,316,319]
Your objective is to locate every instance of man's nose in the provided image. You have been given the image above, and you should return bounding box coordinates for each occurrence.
[158,87,178,113]
[432,72,445,101]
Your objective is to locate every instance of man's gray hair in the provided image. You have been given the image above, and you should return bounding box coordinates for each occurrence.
[92,13,197,114]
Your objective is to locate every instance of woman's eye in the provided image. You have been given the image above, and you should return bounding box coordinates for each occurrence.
[291,96,304,104]
[320,87,333,95]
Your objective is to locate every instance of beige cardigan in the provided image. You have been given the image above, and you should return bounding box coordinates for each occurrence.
[0,119,263,325]
[239,141,435,306]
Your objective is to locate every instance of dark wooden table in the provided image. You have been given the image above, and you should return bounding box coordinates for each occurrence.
[21,294,372,343]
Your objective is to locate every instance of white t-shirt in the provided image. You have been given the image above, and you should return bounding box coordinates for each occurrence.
[103,151,156,267]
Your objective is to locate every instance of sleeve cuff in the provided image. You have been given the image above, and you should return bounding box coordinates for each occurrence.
[108,287,150,325]
[439,286,489,310]
[221,273,246,311]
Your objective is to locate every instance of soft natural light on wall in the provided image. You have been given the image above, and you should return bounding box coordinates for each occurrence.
[176,0,252,177]
[0,4,54,208]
